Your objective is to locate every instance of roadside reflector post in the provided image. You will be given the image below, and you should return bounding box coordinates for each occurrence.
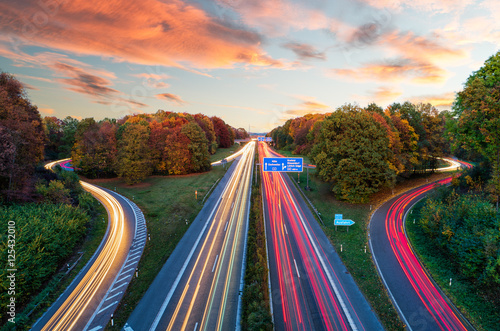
[449,278,452,286]
[341,244,343,252]
[111,314,114,326]
[364,245,367,253]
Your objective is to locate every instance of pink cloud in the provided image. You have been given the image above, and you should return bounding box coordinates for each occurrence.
[132,73,171,89]
[370,86,402,102]
[409,92,455,108]
[283,42,326,61]
[0,0,282,70]
[156,93,186,105]
[331,58,447,84]
[39,107,55,114]
[51,62,120,97]
[382,31,467,63]
[217,0,331,36]
[358,0,473,14]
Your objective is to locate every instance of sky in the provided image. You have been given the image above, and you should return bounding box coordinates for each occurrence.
[0,0,499,132]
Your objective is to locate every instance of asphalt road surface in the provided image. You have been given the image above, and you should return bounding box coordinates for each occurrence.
[32,161,146,331]
[125,141,255,331]
[260,142,383,331]
[369,160,475,331]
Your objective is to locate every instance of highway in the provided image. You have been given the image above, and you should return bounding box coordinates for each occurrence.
[259,142,383,331]
[32,161,146,331]
[369,160,474,331]
[125,141,255,331]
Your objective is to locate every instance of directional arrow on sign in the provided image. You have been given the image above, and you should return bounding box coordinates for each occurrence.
[334,219,355,226]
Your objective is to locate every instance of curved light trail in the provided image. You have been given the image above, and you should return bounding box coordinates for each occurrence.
[36,160,141,331]
[259,142,380,331]
[370,160,474,331]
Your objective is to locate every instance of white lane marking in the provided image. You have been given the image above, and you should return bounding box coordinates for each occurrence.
[231,202,234,209]
[149,164,234,331]
[294,259,300,278]
[282,174,359,331]
[194,322,199,331]
[105,291,123,302]
[116,274,131,284]
[224,221,228,232]
[212,254,219,272]
[88,326,103,331]
[284,223,288,235]
[110,282,128,292]
[121,266,135,275]
[97,301,118,314]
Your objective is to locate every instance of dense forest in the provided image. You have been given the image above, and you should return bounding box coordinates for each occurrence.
[416,51,500,304]
[0,72,101,324]
[269,101,449,203]
[44,112,249,184]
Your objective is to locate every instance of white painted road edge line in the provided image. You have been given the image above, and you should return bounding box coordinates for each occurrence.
[283,174,359,331]
[148,161,237,331]
[368,210,413,331]
[84,189,146,330]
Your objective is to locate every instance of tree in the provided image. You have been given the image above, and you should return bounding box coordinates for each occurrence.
[0,72,45,199]
[453,51,500,209]
[115,123,153,184]
[194,113,218,154]
[310,104,396,203]
[43,116,64,160]
[211,116,232,148]
[181,122,211,173]
[163,126,192,175]
[72,119,117,178]
[59,116,79,158]
[388,112,419,173]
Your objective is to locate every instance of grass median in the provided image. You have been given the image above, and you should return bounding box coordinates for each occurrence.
[90,165,231,329]
[241,146,273,330]
[210,143,244,163]
[276,148,455,330]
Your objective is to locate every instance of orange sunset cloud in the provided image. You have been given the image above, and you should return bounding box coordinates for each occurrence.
[0,0,281,70]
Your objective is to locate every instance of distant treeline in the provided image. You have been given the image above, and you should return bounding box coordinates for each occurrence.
[44,112,249,184]
[270,102,450,202]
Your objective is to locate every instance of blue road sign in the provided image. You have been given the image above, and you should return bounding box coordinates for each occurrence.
[263,157,303,172]
[334,217,355,226]
[265,137,272,142]
[257,137,264,141]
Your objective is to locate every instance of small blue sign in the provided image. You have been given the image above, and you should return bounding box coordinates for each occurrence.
[335,214,343,220]
[266,137,272,142]
[263,157,303,172]
[258,137,264,141]
[334,218,355,226]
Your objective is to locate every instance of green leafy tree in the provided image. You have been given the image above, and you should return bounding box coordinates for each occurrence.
[194,113,218,154]
[453,51,500,209]
[311,104,396,203]
[181,122,211,173]
[72,119,117,178]
[116,123,153,184]
[59,116,79,158]
[43,116,63,160]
